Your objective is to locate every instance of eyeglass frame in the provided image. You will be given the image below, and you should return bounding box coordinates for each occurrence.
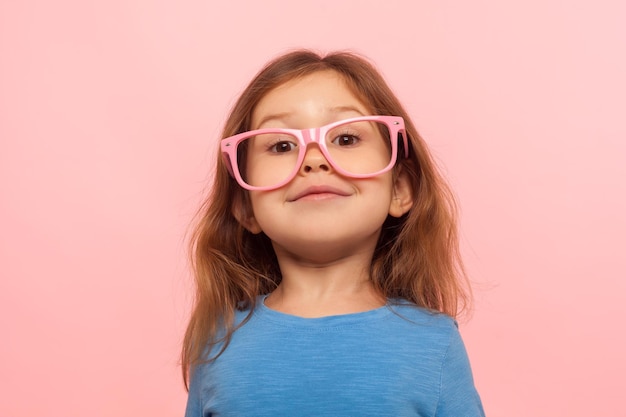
[220,115,409,191]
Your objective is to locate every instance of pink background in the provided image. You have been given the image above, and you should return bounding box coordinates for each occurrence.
[1,1,625,416]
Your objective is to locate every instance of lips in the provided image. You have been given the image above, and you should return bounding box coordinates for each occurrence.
[289,185,351,202]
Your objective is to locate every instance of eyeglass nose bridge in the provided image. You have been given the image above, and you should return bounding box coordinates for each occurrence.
[301,127,322,146]
[293,127,336,175]
[299,127,331,162]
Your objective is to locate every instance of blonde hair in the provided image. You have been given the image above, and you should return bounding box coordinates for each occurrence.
[182,49,470,388]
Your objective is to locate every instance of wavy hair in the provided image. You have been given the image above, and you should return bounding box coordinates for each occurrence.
[182,49,470,388]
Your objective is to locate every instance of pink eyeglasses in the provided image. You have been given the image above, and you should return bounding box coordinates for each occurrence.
[221,115,409,191]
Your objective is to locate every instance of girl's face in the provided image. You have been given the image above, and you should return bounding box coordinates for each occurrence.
[237,70,412,264]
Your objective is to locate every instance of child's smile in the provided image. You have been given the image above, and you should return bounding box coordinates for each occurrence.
[287,184,352,202]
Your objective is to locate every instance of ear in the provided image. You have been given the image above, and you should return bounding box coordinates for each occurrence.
[388,167,414,218]
[232,192,263,234]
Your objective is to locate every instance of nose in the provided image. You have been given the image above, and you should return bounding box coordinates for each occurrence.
[300,145,331,174]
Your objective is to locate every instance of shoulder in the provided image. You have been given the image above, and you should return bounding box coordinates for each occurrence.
[386,299,458,330]
[379,300,461,355]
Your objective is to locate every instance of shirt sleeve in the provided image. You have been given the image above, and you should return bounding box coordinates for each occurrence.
[434,324,486,417]
[184,365,204,417]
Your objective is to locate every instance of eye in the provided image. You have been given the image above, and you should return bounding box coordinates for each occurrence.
[269,140,298,153]
[332,134,360,146]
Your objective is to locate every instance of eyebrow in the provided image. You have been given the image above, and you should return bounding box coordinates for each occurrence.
[330,106,366,117]
[255,106,367,129]
[255,112,292,129]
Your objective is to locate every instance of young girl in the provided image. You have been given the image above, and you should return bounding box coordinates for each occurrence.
[183,49,485,416]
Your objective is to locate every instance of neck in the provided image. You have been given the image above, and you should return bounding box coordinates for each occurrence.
[264,248,385,318]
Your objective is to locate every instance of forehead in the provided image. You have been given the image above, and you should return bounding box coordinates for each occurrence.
[251,70,371,129]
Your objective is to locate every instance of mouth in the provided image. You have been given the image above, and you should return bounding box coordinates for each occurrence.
[289,185,351,202]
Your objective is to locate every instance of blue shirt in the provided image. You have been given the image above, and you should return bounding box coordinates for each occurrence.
[186,298,485,416]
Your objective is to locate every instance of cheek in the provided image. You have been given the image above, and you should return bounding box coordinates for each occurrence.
[247,191,278,226]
